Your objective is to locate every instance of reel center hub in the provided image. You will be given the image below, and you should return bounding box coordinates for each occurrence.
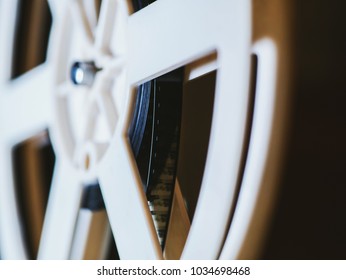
[71,61,100,87]
[51,2,130,183]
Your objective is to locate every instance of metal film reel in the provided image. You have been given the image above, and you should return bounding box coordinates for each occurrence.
[1,0,346,260]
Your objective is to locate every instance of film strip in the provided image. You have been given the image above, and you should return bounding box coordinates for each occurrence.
[129,0,184,248]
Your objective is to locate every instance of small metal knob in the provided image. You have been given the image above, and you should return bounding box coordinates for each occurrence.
[71,61,99,87]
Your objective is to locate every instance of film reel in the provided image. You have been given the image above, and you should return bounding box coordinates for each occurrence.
[1,0,346,260]
[0,0,282,260]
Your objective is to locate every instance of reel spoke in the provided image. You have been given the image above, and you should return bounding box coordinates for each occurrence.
[94,89,118,135]
[48,0,68,18]
[0,65,52,141]
[0,0,17,83]
[128,0,223,84]
[98,131,162,259]
[0,145,27,259]
[70,183,112,260]
[38,160,83,259]
[70,0,94,45]
[82,0,100,34]
[95,0,128,56]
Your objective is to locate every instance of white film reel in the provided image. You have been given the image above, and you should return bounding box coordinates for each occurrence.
[0,0,293,259]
